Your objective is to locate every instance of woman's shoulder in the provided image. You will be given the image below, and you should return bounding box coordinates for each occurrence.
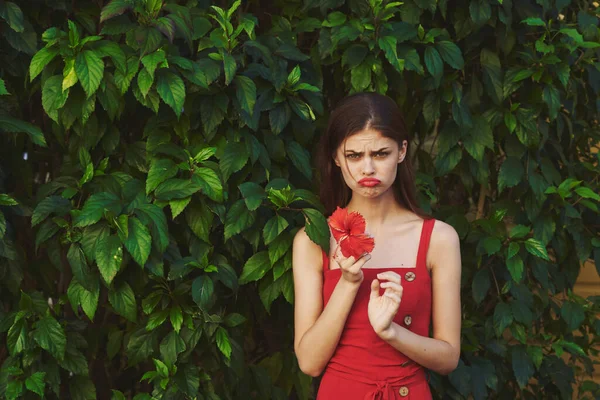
[293,227,325,257]
[429,219,460,244]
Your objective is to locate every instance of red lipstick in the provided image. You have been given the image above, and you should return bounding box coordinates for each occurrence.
[358,178,381,187]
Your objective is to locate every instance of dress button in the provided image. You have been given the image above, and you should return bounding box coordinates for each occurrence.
[405,271,416,282]
[404,315,412,326]
[399,386,409,396]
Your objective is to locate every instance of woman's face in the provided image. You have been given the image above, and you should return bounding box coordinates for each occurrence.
[334,128,407,199]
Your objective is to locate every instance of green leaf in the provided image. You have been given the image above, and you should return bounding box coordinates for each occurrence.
[575,187,600,201]
[155,178,200,200]
[215,326,232,359]
[147,158,178,194]
[7,318,27,356]
[511,346,534,388]
[504,112,517,133]
[498,157,524,193]
[141,49,166,78]
[424,46,443,88]
[25,372,46,397]
[137,203,169,252]
[351,61,371,91]
[185,202,213,242]
[70,376,96,400]
[0,78,8,95]
[68,243,97,291]
[0,115,47,146]
[235,75,257,116]
[222,52,237,86]
[470,0,491,25]
[220,142,249,182]
[126,329,157,366]
[263,215,289,245]
[193,167,224,202]
[436,41,464,69]
[95,235,123,284]
[472,268,490,304]
[507,255,524,282]
[543,85,560,120]
[302,208,329,251]
[524,238,550,261]
[0,1,24,32]
[33,316,66,360]
[157,70,186,118]
[378,36,403,73]
[0,194,18,205]
[137,68,153,98]
[170,305,183,333]
[109,281,137,323]
[269,232,292,266]
[560,301,585,331]
[521,17,545,26]
[287,65,301,86]
[493,302,513,337]
[170,197,191,219]
[32,195,70,226]
[100,0,132,22]
[42,75,69,122]
[124,217,151,267]
[239,251,271,284]
[173,363,200,397]
[286,141,312,180]
[160,331,186,367]
[30,46,59,81]
[74,192,121,227]
[224,313,246,327]
[510,225,530,239]
[481,49,503,104]
[239,182,265,211]
[76,50,105,98]
[192,275,214,309]
[67,278,99,321]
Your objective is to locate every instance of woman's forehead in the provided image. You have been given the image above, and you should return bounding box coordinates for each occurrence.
[341,129,396,149]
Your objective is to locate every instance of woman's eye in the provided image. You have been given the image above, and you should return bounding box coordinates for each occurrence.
[374,152,389,158]
[346,153,360,159]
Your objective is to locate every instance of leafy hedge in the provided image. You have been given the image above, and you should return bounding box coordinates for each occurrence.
[1,0,600,399]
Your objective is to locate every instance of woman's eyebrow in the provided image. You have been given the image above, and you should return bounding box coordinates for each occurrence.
[344,147,390,154]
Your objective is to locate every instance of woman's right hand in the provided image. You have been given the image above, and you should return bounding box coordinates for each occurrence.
[332,245,371,284]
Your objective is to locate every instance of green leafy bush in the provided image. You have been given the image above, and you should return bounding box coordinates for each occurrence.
[1,0,599,399]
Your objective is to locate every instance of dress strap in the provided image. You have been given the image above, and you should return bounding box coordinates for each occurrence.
[415,219,435,272]
[322,249,330,273]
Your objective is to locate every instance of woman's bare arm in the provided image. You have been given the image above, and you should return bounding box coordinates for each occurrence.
[375,221,462,375]
[292,228,367,377]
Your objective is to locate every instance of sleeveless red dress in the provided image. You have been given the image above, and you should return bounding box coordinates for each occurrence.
[317,219,435,400]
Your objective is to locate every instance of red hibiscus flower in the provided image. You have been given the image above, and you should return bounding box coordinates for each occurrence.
[328,207,375,259]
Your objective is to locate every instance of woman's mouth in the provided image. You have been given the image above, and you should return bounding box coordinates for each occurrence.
[358,178,381,187]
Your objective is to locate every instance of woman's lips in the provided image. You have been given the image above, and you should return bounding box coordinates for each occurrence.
[358,178,381,187]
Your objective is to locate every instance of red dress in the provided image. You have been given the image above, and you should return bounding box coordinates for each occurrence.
[317,218,436,400]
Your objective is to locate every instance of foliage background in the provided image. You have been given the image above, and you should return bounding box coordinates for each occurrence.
[1,0,600,399]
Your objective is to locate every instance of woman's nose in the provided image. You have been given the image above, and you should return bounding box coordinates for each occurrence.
[362,157,375,175]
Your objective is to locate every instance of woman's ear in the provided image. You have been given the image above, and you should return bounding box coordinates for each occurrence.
[333,153,340,167]
[398,140,408,163]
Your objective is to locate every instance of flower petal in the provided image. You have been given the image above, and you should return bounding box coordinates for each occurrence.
[346,211,366,236]
[344,234,375,259]
[328,207,349,242]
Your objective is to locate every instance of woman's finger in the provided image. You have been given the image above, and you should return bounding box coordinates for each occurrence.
[383,291,401,303]
[377,271,401,284]
[380,282,403,293]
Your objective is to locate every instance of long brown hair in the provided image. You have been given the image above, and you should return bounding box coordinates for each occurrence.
[317,92,429,218]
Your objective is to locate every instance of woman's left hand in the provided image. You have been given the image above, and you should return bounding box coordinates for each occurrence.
[368,271,403,337]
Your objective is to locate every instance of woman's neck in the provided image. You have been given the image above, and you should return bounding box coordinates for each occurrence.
[346,190,409,230]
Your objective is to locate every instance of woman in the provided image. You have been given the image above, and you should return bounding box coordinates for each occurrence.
[292,92,462,399]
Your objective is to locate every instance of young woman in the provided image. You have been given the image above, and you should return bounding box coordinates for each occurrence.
[293,92,462,399]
